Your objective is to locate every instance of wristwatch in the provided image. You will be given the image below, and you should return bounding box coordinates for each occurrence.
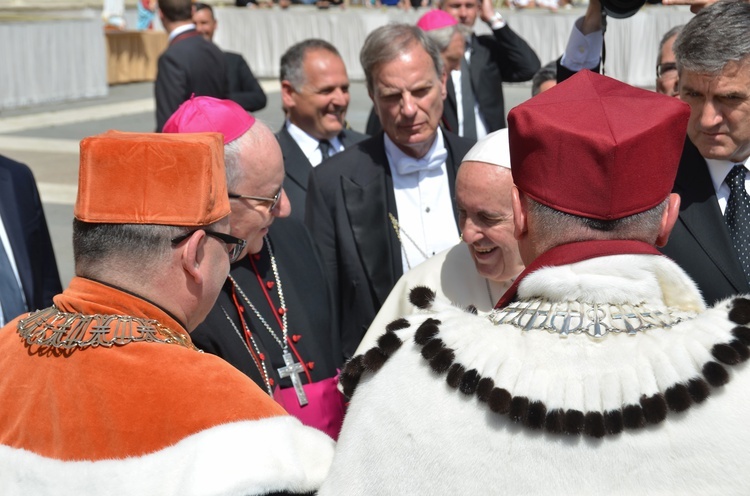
[488,11,506,30]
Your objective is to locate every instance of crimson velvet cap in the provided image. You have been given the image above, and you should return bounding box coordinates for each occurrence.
[508,70,690,220]
[163,96,255,144]
[76,131,229,226]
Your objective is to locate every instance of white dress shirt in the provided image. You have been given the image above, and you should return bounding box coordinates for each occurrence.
[560,16,604,72]
[167,23,195,42]
[286,121,343,167]
[385,132,459,273]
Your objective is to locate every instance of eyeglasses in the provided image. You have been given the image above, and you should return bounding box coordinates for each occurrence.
[171,229,247,264]
[228,185,283,212]
[656,62,678,79]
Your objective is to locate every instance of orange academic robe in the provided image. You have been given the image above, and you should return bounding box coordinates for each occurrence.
[0,277,334,496]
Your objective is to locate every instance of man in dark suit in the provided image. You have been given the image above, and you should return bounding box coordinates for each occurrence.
[277,39,367,221]
[154,0,227,132]
[660,1,750,304]
[306,25,474,358]
[439,0,540,137]
[0,155,61,325]
[553,0,749,305]
[193,3,267,112]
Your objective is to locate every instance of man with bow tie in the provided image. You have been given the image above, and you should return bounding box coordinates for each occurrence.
[305,24,474,359]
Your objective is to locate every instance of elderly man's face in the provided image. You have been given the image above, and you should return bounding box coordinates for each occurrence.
[680,58,750,163]
[193,8,216,41]
[442,30,465,73]
[656,34,679,97]
[370,42,447,159]
[441,0,478,28]
[457,162,524,283]
[229,129,291,257]
[282,49,350,141]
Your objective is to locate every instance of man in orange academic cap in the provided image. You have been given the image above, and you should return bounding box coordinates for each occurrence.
[321,70,750,494]
[0,131,334,495]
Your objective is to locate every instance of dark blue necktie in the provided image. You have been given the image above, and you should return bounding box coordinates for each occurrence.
[724,164,750,283]
[0,241,27,322]
[319,139,334,160]
[460,57,477,141]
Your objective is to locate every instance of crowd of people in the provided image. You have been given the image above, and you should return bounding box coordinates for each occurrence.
[1,0,750,494]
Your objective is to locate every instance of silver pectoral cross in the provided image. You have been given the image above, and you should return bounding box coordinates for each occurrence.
[277,351,308,406]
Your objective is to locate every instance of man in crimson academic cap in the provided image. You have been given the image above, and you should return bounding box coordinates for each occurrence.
[320,70,750,494]
[0,131,334,495]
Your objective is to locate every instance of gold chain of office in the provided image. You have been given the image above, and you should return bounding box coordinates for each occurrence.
[16,306,199,352]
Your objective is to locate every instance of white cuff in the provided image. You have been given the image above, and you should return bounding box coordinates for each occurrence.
[560,16,603,72]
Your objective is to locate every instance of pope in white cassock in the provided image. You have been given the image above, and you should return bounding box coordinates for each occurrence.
[321,70,750,495]
[355,128,524,355]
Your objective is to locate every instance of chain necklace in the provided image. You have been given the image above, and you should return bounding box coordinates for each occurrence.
[220,305,273,396]
[17,306,199,351]
[228,236,309,406]
[229,272,286,351]
[388,212,429,270]
[488,298,687,338]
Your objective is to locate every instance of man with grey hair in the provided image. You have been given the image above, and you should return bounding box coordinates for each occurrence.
[164,97,346,439]
[320,68,750,496]
[276,39,367,221]
[661,0,750,303]
[439,0,540,138]
[655,24,683,96]
[306,24,474,359]
[364,10,470,135]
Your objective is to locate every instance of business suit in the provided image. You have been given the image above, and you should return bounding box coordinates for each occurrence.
[224,51,267,112]
[155,29,228,132]
[0,155,61,316]
[305,130,474,358]
[660,139,750,304]
[445,27,540,133]
[276,126,367,222]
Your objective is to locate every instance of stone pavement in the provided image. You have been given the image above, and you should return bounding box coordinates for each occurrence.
[0,79,532,288]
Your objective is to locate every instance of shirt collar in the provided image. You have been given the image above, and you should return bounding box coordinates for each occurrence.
[706,157,749,192]
[384,131,444,173]
[168,23,196,42]
[285,121,343,159]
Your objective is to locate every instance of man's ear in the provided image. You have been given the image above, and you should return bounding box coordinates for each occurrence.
[180,230,206,285]
[511,186,528,241]
[280,81,297,111]
[655,193,681,247]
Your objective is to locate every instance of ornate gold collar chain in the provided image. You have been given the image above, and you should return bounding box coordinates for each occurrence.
[17,306,199,351]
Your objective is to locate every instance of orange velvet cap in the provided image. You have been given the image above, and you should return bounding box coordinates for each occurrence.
[75,131,230,226]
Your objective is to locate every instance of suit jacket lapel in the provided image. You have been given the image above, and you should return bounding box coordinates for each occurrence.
[342,134,401,307]
[468,36,486,95]
[443,130,462,225]
[443,79,459,134]
[674,140,749,292]
[339,129,359,148]
[277,126,312,195]
[0,167,33,306]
